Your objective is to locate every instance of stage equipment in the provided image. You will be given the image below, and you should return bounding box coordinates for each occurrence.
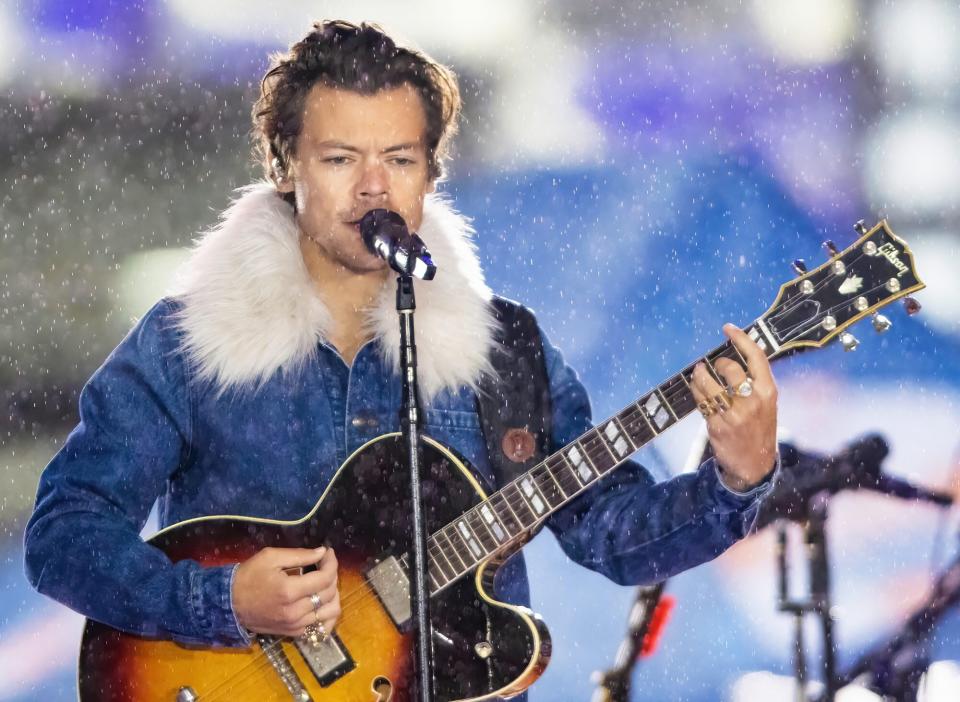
[771,437,952,702]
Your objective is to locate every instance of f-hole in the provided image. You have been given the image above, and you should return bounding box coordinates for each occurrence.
[371,675,393,701]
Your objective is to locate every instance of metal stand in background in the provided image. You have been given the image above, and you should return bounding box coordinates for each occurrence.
[837,548,960,700]
[397,273,434,702]
[591,582,670,702]
[776,491,838,702]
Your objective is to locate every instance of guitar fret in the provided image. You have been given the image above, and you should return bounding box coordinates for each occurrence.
[440,528,468,572]
[455,519,485,560]
[565,443,596,484]
[584,437,616,474]
[466,511,497,552]
[518,474,549,518]
[478,502,509,544]
[656,388,678,421]
[730,342,749,369]
[492,493,522,534]
[663,373,697,416]
[596,422,626,470]
[642,391,674,432]
[543,463,570,499]
[447,526,476,568]
[701,357,725,387]
[561,452,586,487]
[429,541,456,581]
[505,482,538,526]
[633,400,660,436]
[611,416,638,452]
[533,467,564,508]
[550,455,582,495]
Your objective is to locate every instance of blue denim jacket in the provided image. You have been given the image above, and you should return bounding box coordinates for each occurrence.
[24,298,774,647]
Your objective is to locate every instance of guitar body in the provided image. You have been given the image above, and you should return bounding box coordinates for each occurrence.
[78,434,550,702]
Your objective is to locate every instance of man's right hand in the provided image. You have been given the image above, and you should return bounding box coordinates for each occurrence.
[232,546,340,638]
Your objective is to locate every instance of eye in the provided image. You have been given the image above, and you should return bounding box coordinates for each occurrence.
[391,157,415,166]
[323,156,351,165]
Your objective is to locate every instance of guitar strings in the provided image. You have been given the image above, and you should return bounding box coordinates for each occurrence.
[197,311,840,699]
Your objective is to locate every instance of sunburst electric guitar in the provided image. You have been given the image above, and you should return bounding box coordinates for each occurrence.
[79,221,924,701]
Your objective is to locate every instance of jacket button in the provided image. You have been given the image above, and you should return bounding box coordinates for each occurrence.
[351,413,378,429]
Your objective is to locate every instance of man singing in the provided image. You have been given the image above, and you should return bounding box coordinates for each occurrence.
[25,19,778,700]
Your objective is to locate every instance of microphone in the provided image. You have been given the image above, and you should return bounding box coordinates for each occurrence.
[755,434,953,529]
[359,209,437,280]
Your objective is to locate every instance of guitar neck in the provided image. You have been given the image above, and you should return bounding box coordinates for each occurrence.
[412,322,777,595]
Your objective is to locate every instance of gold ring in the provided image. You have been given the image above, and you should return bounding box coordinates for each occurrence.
[737,379,754,397]
[713,393,731,413]
[697,399,716,418]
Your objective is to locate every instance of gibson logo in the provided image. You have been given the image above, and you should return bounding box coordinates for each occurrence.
[877,242,909,278]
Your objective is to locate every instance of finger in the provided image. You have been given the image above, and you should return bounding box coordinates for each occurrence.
[692,362,725,398]
[266,546,327,570]
[723,323,774,385]
[291,600,342,633]
[713,357,748,387]
[286,566,339,601]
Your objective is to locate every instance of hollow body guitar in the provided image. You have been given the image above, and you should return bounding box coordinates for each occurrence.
[78,221,924,701]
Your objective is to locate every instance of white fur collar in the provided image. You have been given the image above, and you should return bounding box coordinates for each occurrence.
[172,182,498,401]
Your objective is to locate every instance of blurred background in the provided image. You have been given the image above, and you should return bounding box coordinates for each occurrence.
[2,0,960,699]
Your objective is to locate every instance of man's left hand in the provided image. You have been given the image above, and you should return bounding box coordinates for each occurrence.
[691,323,778,492]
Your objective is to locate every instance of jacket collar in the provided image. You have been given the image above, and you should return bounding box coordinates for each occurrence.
[172,182,497,401]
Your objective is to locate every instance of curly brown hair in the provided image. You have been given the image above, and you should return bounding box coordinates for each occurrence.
[253,20,462,190]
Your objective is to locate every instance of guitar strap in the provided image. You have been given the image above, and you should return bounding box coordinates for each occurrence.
[476,297,553,493]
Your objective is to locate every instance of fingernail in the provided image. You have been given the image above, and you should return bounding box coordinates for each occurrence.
[315,546,327,555]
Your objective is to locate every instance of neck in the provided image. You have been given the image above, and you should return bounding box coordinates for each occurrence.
[299,234,389,364]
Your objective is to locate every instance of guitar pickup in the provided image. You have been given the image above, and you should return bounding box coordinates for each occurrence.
[366,556,411,629]
[293,632,355,688]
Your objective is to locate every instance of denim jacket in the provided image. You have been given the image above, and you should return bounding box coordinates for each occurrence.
[24,297,775,647]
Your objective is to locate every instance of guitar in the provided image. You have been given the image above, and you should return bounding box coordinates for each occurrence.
[78,221,924,701]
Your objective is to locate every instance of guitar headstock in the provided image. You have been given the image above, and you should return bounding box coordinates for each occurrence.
[756,221,925,357]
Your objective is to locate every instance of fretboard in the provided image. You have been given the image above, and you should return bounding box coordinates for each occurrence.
[401,329,768,595]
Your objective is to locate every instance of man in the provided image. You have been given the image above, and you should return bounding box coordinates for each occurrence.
[24,18,778,695]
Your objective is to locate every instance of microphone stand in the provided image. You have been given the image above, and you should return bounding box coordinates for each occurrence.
[396,273,434,702]
[776,491,838,702]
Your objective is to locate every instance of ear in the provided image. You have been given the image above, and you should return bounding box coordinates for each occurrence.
[273,156,296,194]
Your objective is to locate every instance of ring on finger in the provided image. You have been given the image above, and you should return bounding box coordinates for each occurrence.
[713,393,731,413]
[697,399,716,418]
[303,621,328,647]
[310,592,321,611]
[736,378,754,397]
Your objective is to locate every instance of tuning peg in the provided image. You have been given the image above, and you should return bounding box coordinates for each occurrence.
[871,312,892,333]
[823,240,839,256]
[853,220,867,235]
[792,259,808,275]
[903,297,922,315]
[840,332,859,352]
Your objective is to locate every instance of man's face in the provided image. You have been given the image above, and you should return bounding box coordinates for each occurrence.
[283,84,434,274]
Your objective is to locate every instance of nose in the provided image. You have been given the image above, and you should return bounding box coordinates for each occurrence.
[357,160,388,201]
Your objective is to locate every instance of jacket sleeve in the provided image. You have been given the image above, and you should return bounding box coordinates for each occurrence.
[23,299,249,647]
[540,327,777,586]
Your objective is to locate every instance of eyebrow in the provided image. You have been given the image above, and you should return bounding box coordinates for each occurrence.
[314,140,422,154]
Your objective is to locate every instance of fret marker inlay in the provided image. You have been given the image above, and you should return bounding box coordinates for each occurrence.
[604,421,630,457]
[457,520,483,558]
[567,445,593,482]
[644,394,671,430]
[520,476,546,514]
[479,505,507,542]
